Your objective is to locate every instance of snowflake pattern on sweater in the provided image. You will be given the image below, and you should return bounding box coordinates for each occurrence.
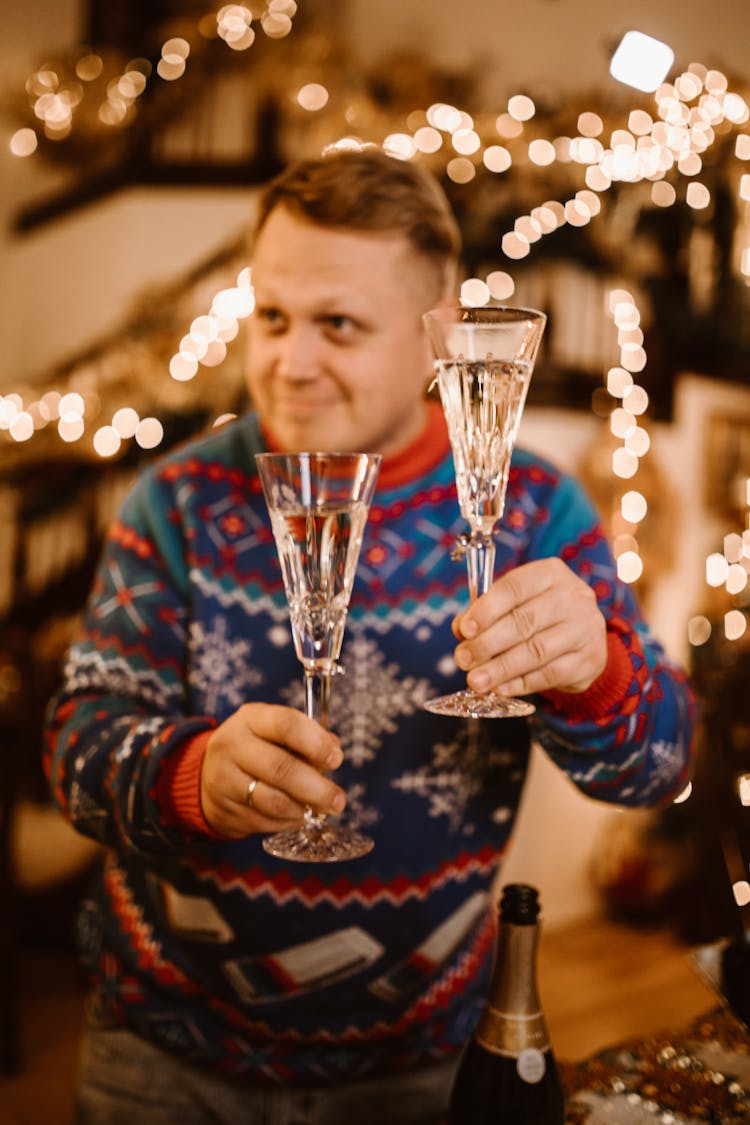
[44,406,695,1084]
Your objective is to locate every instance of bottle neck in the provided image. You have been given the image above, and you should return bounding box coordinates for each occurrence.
[475,919,551,1058]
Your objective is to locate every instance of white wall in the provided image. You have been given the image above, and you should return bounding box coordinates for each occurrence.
[2,187,252,385]
[342,0,750,104]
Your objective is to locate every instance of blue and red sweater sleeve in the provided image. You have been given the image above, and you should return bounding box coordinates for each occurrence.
[522,467,696,807]
[43,466,220,858]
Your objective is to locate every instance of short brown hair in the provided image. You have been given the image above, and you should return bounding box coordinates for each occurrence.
[252,147,461,292]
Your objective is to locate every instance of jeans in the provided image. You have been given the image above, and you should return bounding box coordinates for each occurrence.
[74,1022,458,1124]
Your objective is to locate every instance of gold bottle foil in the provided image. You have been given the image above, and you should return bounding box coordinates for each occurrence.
[474,916,551,1058]
[475,1006,550,1056]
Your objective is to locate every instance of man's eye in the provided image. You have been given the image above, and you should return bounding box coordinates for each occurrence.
[256,308,285,329]
[326,315,356,335]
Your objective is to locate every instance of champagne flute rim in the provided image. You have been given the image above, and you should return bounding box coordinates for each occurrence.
[423,302,546,324]
[255,451,382,462]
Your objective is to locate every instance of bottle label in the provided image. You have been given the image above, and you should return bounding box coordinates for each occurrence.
[516,1047,547,1084]
[475,1006,550,1056]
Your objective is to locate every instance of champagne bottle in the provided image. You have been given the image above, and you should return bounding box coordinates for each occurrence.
[449,883,564,1124]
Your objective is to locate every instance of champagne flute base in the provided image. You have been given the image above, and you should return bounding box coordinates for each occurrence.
[424,689,535,719]
[262,824,374,862]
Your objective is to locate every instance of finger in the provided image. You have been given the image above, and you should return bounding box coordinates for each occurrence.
[239,736,347,818]
[465,625,559,693]
[242,770,345,822]
[456,566,602,670]
[240,702,343,771]
[200,760,307,840]
[486,651,604,698]
[456,562,556,639]
[466,622,604,695]
[200,705,347,839]
[455,589,559,672]
[244,774,303,819]
[211,762,345,840]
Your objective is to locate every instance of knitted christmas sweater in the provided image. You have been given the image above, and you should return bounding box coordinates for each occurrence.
[44,403,695,1084]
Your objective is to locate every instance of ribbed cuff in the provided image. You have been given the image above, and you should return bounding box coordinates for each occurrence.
[543,630,640,720]
[155,730,222,838]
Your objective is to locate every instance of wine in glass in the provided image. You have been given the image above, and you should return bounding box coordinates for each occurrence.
[255,451,381,861]
[423,302,547,719]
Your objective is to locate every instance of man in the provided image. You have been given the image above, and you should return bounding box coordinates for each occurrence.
[45,147,695,1124]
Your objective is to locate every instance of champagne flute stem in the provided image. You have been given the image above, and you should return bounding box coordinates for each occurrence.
[304,666,331,728]
[465,533,496,602]
[303,667,331,831]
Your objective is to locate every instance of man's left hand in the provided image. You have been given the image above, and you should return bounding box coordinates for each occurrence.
[452,557,608,698]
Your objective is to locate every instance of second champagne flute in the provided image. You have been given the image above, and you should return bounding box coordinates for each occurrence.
[423,302,547,720]
[255,451,381,862]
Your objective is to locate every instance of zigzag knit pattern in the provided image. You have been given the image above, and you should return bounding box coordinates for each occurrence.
[44,406,695,1083]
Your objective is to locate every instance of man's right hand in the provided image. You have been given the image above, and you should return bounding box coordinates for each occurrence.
[200,703,346,838]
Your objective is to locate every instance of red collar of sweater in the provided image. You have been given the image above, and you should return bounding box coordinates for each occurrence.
[260,401,450,491]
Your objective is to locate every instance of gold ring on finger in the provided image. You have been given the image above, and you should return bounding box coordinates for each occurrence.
[246,777,259,809]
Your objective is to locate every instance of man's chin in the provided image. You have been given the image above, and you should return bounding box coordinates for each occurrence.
[264,416,356,454]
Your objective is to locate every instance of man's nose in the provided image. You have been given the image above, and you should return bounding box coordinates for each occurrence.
[275,323,322,379]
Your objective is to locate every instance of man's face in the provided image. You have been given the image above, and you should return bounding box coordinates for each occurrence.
[246,206,441,456]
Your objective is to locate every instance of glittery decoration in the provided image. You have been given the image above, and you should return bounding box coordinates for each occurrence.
[559,1007,750,1124]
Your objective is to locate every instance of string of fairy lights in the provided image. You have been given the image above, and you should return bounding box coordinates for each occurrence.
[4,6,750,629]
[9,2,299,152]
[689,518,750,647]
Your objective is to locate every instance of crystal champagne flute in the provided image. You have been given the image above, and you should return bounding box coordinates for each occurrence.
[255,451,381,861]
[423,302,547,719]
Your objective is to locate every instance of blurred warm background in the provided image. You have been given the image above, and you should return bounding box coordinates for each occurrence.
[2,1,750,1118]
